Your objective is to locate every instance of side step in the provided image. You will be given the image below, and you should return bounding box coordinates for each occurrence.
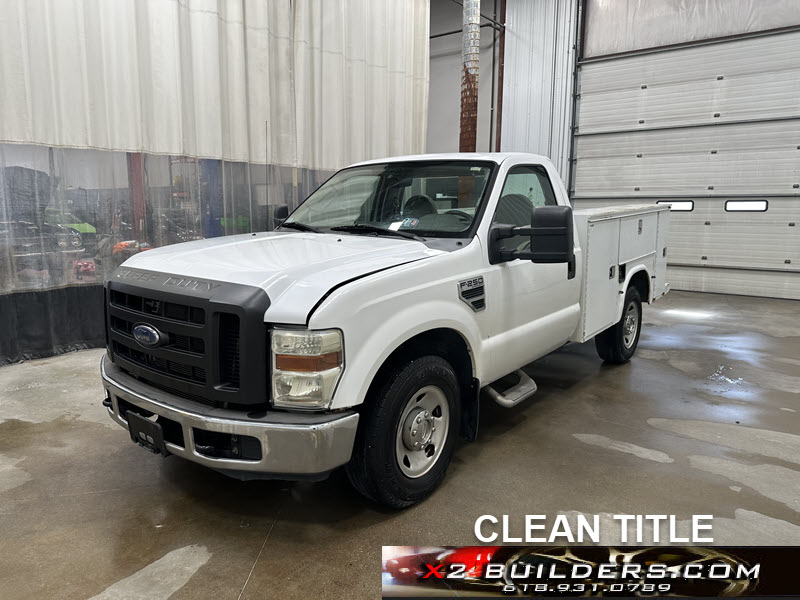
[484,370,538,408]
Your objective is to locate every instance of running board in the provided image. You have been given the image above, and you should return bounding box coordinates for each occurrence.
[484,370,538,408]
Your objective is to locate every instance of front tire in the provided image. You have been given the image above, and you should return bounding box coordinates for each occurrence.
[595,286,642,364]
[345,355,460,508]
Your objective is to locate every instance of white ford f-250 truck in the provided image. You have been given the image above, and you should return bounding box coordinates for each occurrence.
[101,153,669,508]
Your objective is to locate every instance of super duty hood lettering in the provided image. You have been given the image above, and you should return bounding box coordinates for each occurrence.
[113,269,221,295]
[162,276,221,293]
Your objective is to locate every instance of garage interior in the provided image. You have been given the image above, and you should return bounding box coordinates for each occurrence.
[3,292,800,598]
[1,1,799,599]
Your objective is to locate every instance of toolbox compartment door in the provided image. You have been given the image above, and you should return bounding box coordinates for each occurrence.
[580,218,622,340]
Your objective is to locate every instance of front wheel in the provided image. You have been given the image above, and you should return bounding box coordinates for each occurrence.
[595,286,642,364]
[345,355,460,508]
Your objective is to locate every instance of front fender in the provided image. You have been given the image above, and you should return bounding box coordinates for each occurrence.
[322,299,483,410]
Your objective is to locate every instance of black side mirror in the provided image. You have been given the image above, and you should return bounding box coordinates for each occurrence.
[273,204,289,226]
[489,205,575,266]
[529,205,574,263]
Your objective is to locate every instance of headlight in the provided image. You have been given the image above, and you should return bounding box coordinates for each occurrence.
[271,329,343,410]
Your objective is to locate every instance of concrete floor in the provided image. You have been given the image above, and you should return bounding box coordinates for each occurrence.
[0,291,799,599]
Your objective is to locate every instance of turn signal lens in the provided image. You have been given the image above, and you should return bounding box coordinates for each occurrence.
[274,351,342,372]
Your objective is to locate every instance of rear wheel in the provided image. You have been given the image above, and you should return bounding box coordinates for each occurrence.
[345,355,460,508]
[595,286,642,364]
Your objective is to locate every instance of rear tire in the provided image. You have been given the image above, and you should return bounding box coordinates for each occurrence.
[345,355,460,509]
[595,286,642,364]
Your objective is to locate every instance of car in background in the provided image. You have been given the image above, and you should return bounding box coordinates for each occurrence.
[44,209,95,250]
[0,220,83,254]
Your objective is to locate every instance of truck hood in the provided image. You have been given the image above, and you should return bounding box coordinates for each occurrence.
[118,231,444,323]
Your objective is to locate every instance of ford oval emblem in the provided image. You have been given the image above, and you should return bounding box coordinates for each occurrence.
[132,323,162,348]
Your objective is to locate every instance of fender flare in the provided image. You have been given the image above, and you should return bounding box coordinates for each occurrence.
[617,265,650,319]
[349,310,481,408]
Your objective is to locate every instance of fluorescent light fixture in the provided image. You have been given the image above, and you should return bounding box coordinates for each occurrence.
[656,200,693,212]
[725,200,768,212]
[663,309,714,319]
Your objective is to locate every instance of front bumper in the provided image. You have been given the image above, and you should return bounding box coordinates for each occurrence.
[101,355,359,477]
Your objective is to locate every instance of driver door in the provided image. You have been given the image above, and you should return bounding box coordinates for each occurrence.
[482,164,580,378]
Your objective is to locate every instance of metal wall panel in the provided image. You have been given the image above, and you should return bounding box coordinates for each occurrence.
[664,199,799,271]
[574,120,800,197]
[667,265,800,300]
[583,0,800,58]
[665,197,798,288]
[573,30,800,299]
[579,32,800,134]
[501,0,577,179]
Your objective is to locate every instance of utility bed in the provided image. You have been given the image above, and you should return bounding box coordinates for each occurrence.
[571,204,670,343]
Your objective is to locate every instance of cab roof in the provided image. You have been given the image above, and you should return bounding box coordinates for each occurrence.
[349,152,551,167]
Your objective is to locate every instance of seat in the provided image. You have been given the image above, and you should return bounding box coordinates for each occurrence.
[495,193,533,226]
[494,194,533,251]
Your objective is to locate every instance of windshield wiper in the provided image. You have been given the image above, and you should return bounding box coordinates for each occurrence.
[330,224,423,241]
[279,221,321,233]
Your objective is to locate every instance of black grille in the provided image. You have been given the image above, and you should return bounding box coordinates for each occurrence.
[219,313,241,388]
[113,341,207,384]
[109,289,214,392]
[110,289,205,324]
[106,269,269,409]
[171,333,206,354]
[110,315,206,355]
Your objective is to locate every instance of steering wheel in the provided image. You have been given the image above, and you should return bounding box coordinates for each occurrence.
[444,209,472,221]
[403,194,437,218]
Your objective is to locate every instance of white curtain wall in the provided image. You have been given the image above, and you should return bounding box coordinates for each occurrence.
[0,0,429,363]
[0,0,430,171]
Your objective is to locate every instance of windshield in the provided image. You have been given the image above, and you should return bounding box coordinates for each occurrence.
[284,161,494,237]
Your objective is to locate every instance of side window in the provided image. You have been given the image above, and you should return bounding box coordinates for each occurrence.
[491,165,557,251]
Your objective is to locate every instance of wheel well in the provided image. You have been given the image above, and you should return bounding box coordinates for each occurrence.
[366,328,479,442]
[629,270,650,303]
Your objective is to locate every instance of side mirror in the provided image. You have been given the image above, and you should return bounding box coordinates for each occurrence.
[529,205,574,263]
[273,204,289,226]
[489,205,575,266]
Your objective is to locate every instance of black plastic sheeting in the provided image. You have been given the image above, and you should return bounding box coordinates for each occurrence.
[0,284,105,365]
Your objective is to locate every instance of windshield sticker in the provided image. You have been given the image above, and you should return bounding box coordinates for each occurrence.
[388,221,403,231]
[401,218,419,229]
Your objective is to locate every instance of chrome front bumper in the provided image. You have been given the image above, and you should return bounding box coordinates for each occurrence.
[101,355,359,477]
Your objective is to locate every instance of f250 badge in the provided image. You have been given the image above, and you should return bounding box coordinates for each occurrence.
[458,276,486,312]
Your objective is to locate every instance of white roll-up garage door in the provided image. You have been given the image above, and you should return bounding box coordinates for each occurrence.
[571,27,800,300]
